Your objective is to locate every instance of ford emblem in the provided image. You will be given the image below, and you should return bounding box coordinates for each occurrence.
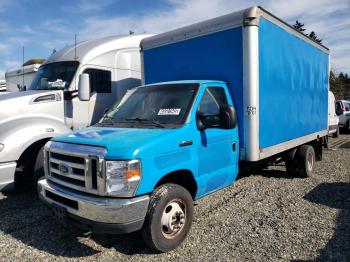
[59,163,70,174]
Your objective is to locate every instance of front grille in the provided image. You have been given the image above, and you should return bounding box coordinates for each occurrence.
[45,141,107,195]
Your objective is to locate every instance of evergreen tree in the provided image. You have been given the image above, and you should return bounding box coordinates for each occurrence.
[292,20,322,43]
[308,31,322,43]
[293,20,306,32]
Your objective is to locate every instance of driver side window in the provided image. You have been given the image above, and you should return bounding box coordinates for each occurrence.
[83,68,111,94]
[197,87,228,128]
[198,87,228,115]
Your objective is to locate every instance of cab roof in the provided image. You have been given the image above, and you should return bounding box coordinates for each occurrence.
[44,34,152,65]
[144,80,226,86]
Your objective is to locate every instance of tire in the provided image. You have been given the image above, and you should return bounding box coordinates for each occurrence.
[142,183,194,252]
[284,149,298,176]
[295,145,315,178]
[33,145,45,187]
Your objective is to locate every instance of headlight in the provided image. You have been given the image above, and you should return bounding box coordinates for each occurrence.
[0,144,4,152]
[105,159,141,197]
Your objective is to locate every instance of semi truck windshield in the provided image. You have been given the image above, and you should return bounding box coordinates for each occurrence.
[29,61,79,90]
[101,83,199,127]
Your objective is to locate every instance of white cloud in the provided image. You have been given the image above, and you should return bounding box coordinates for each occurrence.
[0,21,10,33]
[62,0,115,13]
[80,0,251,38]
[0,43,11,55]
[22,25,34,34]
[4,60,21,68]
[0,0,349,74]
[77,0,350,73]
[0,0,13,13]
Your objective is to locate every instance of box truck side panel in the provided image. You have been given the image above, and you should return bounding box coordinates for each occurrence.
[143,27,245,145]
[258,18,329,149]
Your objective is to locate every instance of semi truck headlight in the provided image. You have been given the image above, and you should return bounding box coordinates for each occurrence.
[0,144,4,152]
[105,160,141,197]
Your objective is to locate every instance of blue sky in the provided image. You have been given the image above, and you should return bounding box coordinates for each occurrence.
[0,0,349,79]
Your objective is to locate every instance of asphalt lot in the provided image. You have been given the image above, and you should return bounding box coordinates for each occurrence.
[0,133,349,261]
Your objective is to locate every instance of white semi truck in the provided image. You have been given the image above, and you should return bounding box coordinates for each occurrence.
[0,34,152,190]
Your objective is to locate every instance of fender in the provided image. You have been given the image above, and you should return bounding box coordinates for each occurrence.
[0,116,72,163]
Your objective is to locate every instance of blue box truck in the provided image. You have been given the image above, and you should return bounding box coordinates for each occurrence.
[38,6,329,252]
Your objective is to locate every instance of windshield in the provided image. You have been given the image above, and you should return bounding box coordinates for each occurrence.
[29,61,79,90]
[99,83,199,128]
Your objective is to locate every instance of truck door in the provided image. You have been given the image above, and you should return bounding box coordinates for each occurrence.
[196,86,239,194]
[82,68,114,125]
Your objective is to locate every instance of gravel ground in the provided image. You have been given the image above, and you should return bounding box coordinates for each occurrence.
[0,134,349,262]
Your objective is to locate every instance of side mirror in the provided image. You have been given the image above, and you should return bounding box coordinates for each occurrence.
[78,73,90,101]
[219,105,237,129]
[335,108,342,116]
[196,113,206,131]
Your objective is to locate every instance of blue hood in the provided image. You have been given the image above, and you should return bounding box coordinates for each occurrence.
[53,126,191,159]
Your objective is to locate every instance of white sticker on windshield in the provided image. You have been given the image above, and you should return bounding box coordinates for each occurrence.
[158,108,181,115]
[48,79,66,88]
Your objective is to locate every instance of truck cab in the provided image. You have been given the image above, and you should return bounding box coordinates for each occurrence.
[328,91,339,137]
[39,80,239,251]
[336,100,350,130]
[0,34,152,190]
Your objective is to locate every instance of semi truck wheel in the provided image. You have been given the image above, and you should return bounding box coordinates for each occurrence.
[142,183,193,252]
[33,145,45,186]
[296,145,315,178]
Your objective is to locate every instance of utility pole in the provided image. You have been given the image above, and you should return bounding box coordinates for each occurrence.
[22,46,24,90]
[74,33,77,60]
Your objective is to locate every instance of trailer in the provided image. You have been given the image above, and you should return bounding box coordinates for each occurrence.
[5,63,42,92]
[141,5,329,162]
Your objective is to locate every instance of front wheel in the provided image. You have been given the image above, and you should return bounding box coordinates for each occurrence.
[142,184,193,252]
[33,145,45,187]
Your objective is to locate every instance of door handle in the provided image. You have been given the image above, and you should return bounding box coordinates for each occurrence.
[179,140,193,147]
[232,142,236,152]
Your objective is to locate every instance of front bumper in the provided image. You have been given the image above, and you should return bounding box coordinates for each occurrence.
[38,179,150,234]
[0,162,16,191]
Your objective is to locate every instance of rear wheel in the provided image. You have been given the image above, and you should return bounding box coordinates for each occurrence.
[142,183,193,252]
[296,145,315,178]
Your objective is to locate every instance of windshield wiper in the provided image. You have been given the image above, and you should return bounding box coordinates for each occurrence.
[125,117,165,128]
[101,115,119,126]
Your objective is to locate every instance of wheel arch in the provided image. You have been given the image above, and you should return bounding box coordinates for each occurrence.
[155,169,198,200]
[17,137,52,173]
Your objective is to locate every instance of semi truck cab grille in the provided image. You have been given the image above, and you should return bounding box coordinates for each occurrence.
[44,141,107,195]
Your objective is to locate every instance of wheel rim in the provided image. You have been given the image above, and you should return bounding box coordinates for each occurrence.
[161,199,186,239]
[307,152,314,171]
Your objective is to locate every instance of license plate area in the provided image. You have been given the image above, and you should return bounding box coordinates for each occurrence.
[51,203,67,220]
[45,190,78,209]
